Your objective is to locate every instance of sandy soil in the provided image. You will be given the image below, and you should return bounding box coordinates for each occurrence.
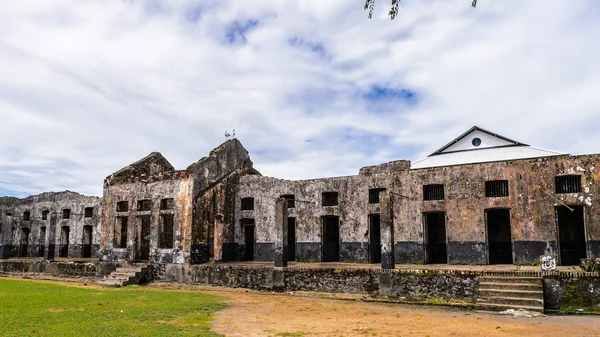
[204,288,600,337]
[4,276,600,337]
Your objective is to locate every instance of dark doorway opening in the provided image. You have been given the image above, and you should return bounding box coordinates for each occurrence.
[486,209,513,264]
[39,227,46,257]
[557,206,587,265]
[82,225,93,258]
[322,216,340,262]
[425,212,447,264]
[59,226,70,258]
[136,216,151,261]
[369,214,381,263]
[241,219,255,261]
[287,217,296,261]
[20,228,30,257]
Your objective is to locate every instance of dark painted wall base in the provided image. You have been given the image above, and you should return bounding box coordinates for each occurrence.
[190,244,210,264]
[221,243,240,262]
[395,242,425,264]
[513,241,557,265]
[255,243,275,261]
[296,242,321,262]
[447,242,487,265]
[588,241,600,259]
[340,242,369,262]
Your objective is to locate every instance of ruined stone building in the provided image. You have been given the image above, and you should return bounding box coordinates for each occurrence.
[1,126,599,266]
[0,192,101,260]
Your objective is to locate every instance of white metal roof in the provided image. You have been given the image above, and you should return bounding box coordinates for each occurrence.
[411,145,567,169]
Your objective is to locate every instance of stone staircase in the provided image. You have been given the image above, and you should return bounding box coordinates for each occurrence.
[98,264,149,287]
[477,275,544,312]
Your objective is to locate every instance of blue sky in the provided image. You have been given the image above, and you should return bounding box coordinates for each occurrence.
[1,0,600,197]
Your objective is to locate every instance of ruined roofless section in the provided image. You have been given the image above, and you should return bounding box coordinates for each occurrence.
[99,138,259,264]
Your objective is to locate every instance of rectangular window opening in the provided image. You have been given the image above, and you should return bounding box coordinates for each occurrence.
[84,207,94,218]
[555,175,582,194]
[368,188,386,204]
[322,192,339,206]
[281,194,295,208]
[159,214,174,249]
[42,210,49,221]
[423,184,445,201]
[137,199,152,212]
[241,197,255,211]
[116,201,129,212]
[23,211,30,221]
[62,209,71,219]
[485,180,509,198]
[160,198,175,210]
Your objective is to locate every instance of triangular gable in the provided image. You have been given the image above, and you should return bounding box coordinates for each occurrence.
[110,152,175,179]
[430,126,528,156]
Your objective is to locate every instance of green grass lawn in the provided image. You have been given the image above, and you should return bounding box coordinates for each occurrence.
[0,278,226,337]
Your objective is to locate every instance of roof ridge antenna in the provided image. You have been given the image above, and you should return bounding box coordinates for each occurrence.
[429,125,529,157]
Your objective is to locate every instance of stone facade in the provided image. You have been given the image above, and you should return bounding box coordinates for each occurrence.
[2,137,600,267]
[0,191,101,259]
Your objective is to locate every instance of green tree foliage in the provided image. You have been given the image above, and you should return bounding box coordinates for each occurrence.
[365,0,478,19]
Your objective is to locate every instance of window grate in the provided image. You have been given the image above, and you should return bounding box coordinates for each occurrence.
[555,175,582,194]
[485,180,509,197]
[368,188,386,204]
[423,184,444,201]
[322,192,339,206]
[281,195,295,208]
[137,200,152,212]
[241,197,255,211]
[116,201,128,212]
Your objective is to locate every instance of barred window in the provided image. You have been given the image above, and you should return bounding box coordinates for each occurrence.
[368,188,386,204]
[84,207,94,218]
[322,192,339,206]
[241,197,255,211]
[137,200,152,212]
[281,195,295,208]
[423,184,444,201]
[555,175,582,194]
[116,201,128,212]
[485,180,509,197]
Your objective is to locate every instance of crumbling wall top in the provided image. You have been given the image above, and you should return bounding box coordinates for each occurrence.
[359,160,411,176]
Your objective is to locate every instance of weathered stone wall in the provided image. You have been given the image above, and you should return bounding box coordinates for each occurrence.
[188,139,257,264]
[544,276,600,313]
[0,260,119,277]
[0,192,101,260]
[235,154,600,265]
[156,264,479,302]
[100,176,193,264]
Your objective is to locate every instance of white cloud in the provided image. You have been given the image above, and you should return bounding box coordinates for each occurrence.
[1,0,599,196]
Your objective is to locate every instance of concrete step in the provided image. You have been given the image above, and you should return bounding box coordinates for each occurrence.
[478,295,543,307]
[477,302,544,313]
[110,271,140,277]
[479,282,542,291]
[479,289,543,299]
[116,267,143,273]
[480,276,541,284]
[98,279,128,287]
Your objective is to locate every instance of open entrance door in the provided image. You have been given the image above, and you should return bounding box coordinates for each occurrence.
[486,209,513,264]
[241,219,255,261]
[368,214,381,263]
[322,216,340,262]
[425,212,447,264]
[19,228,29,257]
[136,216,151,262]
[82,225,92,258]
[59,226,70,258]
[557,206,587,265]
[287,217,296,261]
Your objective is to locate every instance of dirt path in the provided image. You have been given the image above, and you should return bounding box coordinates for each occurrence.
[205,288,600,337]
